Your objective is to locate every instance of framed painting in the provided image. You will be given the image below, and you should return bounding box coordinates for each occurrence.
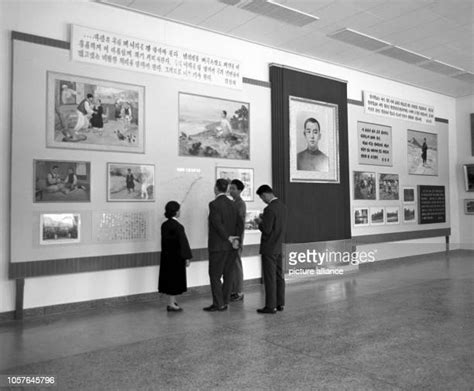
[216,167,254,202]
[353,207,369,227]
[463,164,474,192]
[386,206,400,225]
[370,207,385,225]
[464,199,474,215]
[403,205,417,223]
[107,163,155,202]
[403,187,416,203]
[245,210,261,232]
[47,71,145,153]
[34,159,91,203]
[178,92,250,160]
[40,213,81,245]
[407,129,438,176]
[353,171,376,200]
[289,96,339,183]
[378,173,399,200]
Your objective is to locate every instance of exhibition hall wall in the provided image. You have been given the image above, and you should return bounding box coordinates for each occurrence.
[0,0,467,313]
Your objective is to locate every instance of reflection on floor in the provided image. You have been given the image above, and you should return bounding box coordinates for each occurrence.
[1,251,473,390]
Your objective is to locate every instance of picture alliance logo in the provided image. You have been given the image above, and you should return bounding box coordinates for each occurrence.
[288,249,377,266]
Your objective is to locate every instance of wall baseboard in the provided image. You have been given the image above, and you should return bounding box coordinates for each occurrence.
[0,278,263,322]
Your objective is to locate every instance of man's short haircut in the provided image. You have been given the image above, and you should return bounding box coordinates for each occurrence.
[256,184,273,196]
[222,110,227,116]
[87,93,93,99]
[52,165,59,170]
[215,178,229,193]
[231,179,244,191]
[303,117,320,132]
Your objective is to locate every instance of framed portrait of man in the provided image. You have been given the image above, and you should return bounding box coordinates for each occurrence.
[289,96,339,183]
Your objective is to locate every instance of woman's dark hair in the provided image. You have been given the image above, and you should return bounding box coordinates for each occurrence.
[164,201,180,219]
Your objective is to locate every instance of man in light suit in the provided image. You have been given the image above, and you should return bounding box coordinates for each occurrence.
[255,185,287,314]
[204,179,243,312]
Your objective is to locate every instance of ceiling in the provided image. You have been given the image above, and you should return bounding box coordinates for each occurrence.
[99,0,474,98]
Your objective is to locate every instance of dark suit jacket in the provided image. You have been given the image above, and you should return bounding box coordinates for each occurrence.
[259,198,287,255]
[208,194,243,252]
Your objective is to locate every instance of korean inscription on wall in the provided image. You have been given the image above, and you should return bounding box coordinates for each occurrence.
[71,25,242,89]
[357,121,392,166]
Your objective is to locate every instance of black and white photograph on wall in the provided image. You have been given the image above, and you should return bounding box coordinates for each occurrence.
[289,96,339,183]
[245,210,261,232]
[107,163,155,202]
[386,206,400,224]
[216,167,254,201]
[407,129,438,176]
[353,171,376,200]
[40,213,81,245]
[378,173,399,200]
[403,187,416,203]
[464,199,474,215]
[353,207,369,226]
[178,93,250,160]
[47,72,145,153]
[403,205,417,223]
[370,207,385,225]
[463,164,474,191]
[34,160,90,203]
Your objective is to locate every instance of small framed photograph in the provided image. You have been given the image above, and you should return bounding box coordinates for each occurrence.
[178,93,250,160]
[216,167,254,202]
[245,210,261,232]
[353,207,369,227]
[370,207,385,225]
[463,164,474,192]
[403,187,416,203]
[403,205,417,223]
[386,206,400,224]
[289,96,340,183]
[107,163,155,202]
[378,173,399,200]
[47,71,145,153]
[40,213,81,245]
[354,171,376,200]
[464,199,474,215]
[34,160,91,203]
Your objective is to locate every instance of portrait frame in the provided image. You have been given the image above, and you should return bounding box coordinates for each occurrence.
[178,92,250,160]
[215,166,254,202]
[47,71,145,153]
[34,159,91,203]
[40,213,81,245]
[289,96,340,183]
[464,199,474,215]
[407,129,438,176]
[245,210,261,233]
[107,163,155,202]
[403,187,416,203]
[463,164,474,192]
[353,207,369,227]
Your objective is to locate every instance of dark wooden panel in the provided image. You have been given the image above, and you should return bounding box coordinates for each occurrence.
[12,30,69,49]
[270,66,351,244]
[434,117,449,124]
[9,244,261,279]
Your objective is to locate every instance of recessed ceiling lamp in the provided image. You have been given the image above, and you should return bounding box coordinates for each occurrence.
[218,0,319,27]
[327,28,390,51]
[378,46,431,65]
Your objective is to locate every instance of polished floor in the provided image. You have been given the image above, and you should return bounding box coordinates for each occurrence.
[1,251,473,390]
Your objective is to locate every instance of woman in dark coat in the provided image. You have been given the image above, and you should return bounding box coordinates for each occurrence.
[158,201,192,312]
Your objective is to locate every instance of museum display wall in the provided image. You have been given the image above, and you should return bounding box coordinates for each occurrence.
[0,0,468,313]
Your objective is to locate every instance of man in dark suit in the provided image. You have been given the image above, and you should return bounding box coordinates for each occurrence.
[204,179,243,312]
[255,185,287,314]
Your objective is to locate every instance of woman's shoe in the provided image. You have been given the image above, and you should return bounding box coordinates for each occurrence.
[167,305,183,312]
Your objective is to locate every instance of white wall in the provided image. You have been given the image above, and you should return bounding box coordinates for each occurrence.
[456,95,474,249]
[0,0,463,312]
